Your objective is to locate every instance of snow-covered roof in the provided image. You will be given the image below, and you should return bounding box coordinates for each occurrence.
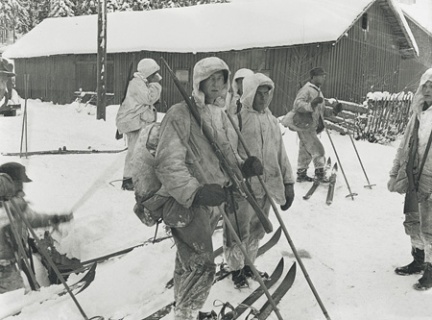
[400,1,432,36]
[3,0,418,59]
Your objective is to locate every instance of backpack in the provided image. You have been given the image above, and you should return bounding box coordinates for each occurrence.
[130,122,168,226]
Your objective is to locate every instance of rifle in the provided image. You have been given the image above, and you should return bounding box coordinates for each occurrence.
[160,57,272,234]
[404,119,419,214]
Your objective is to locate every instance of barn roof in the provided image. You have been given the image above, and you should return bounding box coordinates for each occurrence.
[3,0,418,59]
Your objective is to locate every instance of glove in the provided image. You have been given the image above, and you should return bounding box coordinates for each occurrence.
[333,102,343,115]
[50,212,73,225]
[310,96,324,109]
[241,156,264,178]
[280,184,295,211]
[387,176,396,192]
[193,184,227,207]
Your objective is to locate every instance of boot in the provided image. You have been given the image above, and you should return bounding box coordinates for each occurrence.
[231,269,248,288]
[197,310,217,320]
[243,265,269,280]
[414,262,432,290]
[314,168,329,183]
[296,169,313,182]
[395,247,425,276]
[121,177,134,191]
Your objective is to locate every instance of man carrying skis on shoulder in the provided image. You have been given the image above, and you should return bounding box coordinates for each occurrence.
[0,162,73,294]
[224,73,295,288]
[152,57,263,320]
[388,68,432,290]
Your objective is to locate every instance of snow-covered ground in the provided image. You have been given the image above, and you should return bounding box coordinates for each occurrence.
[0,98,431,320]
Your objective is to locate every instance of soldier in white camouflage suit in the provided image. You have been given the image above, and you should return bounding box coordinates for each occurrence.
[154,57,263,319]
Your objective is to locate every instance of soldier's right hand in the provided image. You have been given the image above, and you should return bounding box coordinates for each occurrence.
[193,184,226,207]
[310,96,324,109]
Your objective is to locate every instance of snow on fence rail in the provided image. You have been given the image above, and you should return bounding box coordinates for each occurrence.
[324,91,413,144]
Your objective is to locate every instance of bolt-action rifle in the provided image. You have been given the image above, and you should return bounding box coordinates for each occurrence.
[160,57,272,234]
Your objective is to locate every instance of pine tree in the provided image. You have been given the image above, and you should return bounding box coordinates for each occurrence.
[49,0,75,17]
[0,0,30,42]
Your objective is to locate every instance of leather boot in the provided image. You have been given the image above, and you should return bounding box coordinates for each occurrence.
[314,168,329,183]
[414,262,432,290]
[121,177,134,191]
[395,247,425,276]
[296,169,313,182]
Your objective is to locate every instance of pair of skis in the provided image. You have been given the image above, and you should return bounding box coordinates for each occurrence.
[140,227,284,320]
[303,158,338,205]
[140,258,296,320]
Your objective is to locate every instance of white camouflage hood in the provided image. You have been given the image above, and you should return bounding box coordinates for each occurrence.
[412,68,432,115]
[231,68,254,95]
[240,73,274,111]
[192,57,230,107]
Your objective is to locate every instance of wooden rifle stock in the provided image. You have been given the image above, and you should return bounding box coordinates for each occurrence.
[160,57,272,233]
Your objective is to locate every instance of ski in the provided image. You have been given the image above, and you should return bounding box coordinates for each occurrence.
[255,262,297,320]
[302,178,320,200]
[0,262,97,318]
[139,258,285,320]
[2,147,127,156]
[303,157,331,200]
[225,258,285,319]
[326,163,338,205]
[212,226,282,284]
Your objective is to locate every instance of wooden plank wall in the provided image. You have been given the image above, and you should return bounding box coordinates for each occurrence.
[12,2,431,117]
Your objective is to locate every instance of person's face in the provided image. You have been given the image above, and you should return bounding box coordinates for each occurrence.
[312,74,326,87]
[201,71,226,104]
[252,85,271,112]
[236,78,244,96]
[0,76,8,101]
[423,81,432,106]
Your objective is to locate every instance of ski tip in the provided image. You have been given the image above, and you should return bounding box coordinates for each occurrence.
[333,163,338,170]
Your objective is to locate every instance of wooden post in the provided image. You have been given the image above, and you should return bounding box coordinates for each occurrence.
[96,0,107,120]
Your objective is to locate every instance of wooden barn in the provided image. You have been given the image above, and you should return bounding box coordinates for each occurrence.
[3,0,429,117]
[399,9,432,93]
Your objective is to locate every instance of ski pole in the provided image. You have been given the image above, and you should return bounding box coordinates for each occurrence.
[2,200,40,291]
[8,199,90,320]
[340,113,375,189]
[348,133,375,189]
[171,120,284,320]
[321,113,357,200]
[225,112,332,320]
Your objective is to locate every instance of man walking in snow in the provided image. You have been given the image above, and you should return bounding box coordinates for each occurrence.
[388,68,432,290]
[282,67,341,182]
[116,58,162,191]
[223,73,295,288]
[154,57,262,319]
[0,162,72,294]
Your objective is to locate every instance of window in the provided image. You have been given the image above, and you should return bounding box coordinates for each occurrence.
[175,69,189,84]
[361,13,368,31]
